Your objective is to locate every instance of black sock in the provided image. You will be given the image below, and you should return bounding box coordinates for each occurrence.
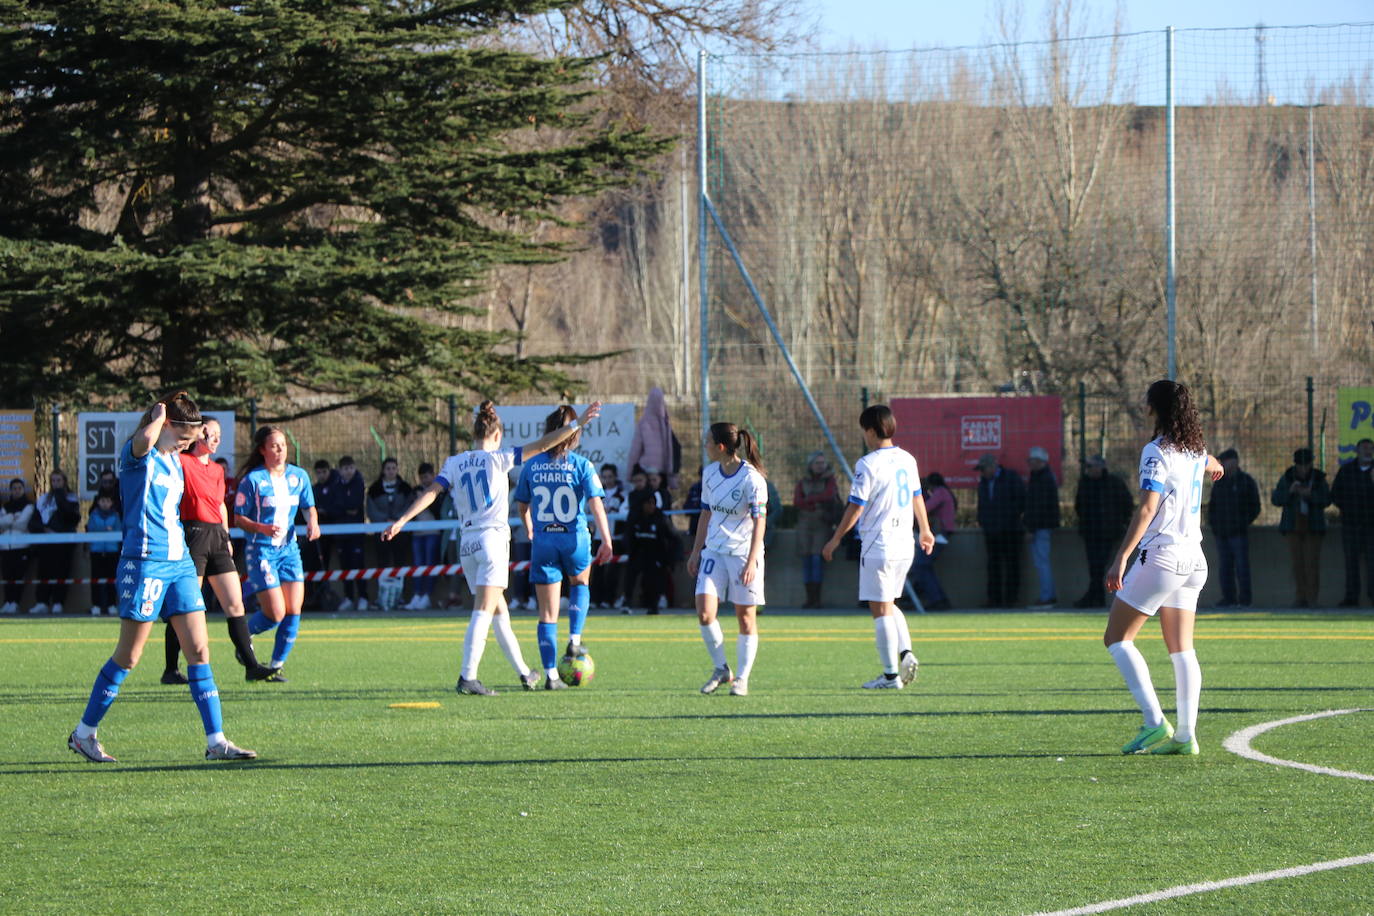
[164,622,181,673]
[226,615,259,668]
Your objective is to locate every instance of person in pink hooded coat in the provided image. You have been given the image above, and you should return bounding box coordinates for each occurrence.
[628,388,680,485]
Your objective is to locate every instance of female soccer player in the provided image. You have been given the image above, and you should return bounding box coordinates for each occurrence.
[1105,380,1223,756]
[384,400,603,695]
[181,418,273,681]
[235,426,320,681]
[687,423,768,696]
[822,405,934,689]
[68,393,255,762]
[515,406,615,689]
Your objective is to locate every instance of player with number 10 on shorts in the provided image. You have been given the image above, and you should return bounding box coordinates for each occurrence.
[68,392,256,763]
[383,400,603,696]
[1104,379,1224,757]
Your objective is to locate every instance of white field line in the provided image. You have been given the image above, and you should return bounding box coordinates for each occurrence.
[1032,708,1373,915]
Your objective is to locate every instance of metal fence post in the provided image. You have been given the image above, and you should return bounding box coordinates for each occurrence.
[448,395,458,457]
[1306,376,1314,451]
[50,404,60,474]
[1078,382,1087,465]
[697,48,711,472]
[1165,25,1177,381]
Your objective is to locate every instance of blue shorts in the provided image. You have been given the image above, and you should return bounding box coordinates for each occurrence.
[117,557,205,623]
[243,542,305,597]
[529,530,591,585]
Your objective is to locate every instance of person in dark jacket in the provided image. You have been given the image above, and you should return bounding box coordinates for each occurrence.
[1331,437,1374,607]
[367,457,414,607]
[1207,448,1261,608]
[1024,446,1061,608]
[976,453,1025,607]
[1271,447,1330,608]
[1073,455,1134,608]
[32,470,82,615]
[622,488,678,614]
[323,456,367,610]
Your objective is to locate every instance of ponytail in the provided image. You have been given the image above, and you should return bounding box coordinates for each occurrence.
[473,400,502,440]
[545,405,579,459]
[736,429,765,475]
[709,422,766,476]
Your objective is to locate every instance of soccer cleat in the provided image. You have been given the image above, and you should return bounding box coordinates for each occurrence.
[899,650,919,686]
[862,673,903,689]
[205,740,257,761]
[457,677,497,696]
[563,640,589,660]
[1149,736,1200,756]
[729,678,749,697]
[700,665,733,695]
[68,730,117,763]
[520,671,540,691]
[244,664,275,682]
[160,669,189,685]
[1122,719,1174,754]
[262,667,289,683]
[543,676,568,690]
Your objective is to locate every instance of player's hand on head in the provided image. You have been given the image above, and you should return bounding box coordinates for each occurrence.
[579,401,602,425]
[150,402,166,424]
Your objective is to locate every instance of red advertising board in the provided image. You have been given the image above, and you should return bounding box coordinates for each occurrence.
[890,396,1063,488]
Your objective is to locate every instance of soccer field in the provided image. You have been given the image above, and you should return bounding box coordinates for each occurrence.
[2,611,1371,914]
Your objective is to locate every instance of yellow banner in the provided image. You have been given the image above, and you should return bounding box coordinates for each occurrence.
[1337,387,1374,464]
[0,411,37,487]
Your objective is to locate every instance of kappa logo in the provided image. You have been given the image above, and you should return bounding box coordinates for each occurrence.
[121,575,134,585]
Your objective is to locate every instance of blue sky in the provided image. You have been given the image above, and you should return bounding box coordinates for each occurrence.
[809,0,1374,49]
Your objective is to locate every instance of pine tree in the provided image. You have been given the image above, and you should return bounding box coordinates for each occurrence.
[0,0,669,423]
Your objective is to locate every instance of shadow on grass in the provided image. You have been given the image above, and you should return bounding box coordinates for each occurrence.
[0,749,1126,776]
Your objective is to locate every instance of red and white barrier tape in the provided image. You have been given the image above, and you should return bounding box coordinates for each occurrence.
[0,554,630,587]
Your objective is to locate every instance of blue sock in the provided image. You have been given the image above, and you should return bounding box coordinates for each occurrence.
[272,614,301,667]
[80,658,130,729]
[248,610,277,636]
[186,663,223,738]
[568,584,590,639]
[536,621,558,671]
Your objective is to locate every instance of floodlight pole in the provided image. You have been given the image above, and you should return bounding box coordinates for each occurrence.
[1165,26,1177,381]
[697,49,711,470]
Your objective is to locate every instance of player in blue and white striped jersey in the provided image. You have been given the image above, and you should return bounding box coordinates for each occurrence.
[384,400,602,696]
[823,405,934,689]
[1104,380,1223,757]
[68,392,256,763]
[687,422,768,696]
[234,426,320,681]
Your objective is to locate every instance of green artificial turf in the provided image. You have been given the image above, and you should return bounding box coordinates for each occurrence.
[1,611,1370,914]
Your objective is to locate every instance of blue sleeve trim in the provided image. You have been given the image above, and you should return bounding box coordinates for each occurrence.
[434,475,452,492]
[1140,479,1165,493]
[848,495,867,506]
[912,487,922,498]
[512,446,523,466]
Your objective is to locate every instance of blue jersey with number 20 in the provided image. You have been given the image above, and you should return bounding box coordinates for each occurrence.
[514,452,604,544]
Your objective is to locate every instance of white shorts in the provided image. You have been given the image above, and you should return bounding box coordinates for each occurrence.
[460,528,510,591]
[1116,545,1208,616]
[696,549,765,607]
[859,554,914,603]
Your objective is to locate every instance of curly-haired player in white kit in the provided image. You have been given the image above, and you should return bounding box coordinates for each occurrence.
[1105,380,1224,756]
[822,405,934,689]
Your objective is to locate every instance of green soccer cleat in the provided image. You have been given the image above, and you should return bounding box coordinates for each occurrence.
[1149,736,1200,756]
[1122,719,1174,754]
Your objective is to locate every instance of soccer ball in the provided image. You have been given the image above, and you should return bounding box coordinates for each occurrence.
[557,653,596,687]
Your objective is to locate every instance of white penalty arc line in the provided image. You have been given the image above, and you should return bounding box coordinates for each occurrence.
[1033,708,1374,916]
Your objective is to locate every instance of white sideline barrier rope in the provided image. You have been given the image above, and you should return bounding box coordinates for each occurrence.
[1032,708,1374,915]
[0,554,630,586]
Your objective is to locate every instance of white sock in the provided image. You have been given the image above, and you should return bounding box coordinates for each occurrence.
[460,610,494,680]
[74,722,96,740]
[736,633,759,681]
[492,612,530,676]
[569,633,581,647]
[1170,650,1202,743]
[206,731,226,748]
[890,607,913,655]
[874,616,899,675]
[700,621,727,668]
[1108,640,1165,728]
[545,667,560,679]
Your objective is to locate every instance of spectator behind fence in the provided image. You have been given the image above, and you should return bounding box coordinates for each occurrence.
[1272,447,1330,608]
[629,386,682,488]
[323,456,367,611]
[794,451,840,609]
[0,478,34,614]
[1025,446,1061,609]
[624,487,677,614]
[311,459,334,593]
[1207,448,1261,608]
[976,453,1025,608]
[86,493,122,616]
[1331,437,1374,608]
[1073,456,1134,608]
[94,468,122,516]
[31,470,81,615]
[683,467,703,542]
[909,472,955,611]
[508,484,535,611]
[368,457,414,608]
[591,463,626,609]
[403,462,441,611]
[644,466,677,611]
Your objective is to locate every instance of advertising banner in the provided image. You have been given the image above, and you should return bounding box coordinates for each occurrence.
[1337,387,1374,465]
[493,403,636,478]
[78,411,236,499]
[0,411,37,486]
[889,396,1063,488]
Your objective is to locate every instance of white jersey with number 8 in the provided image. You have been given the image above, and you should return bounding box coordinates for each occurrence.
[849,446,921,560]
[1137,437,1207,552]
